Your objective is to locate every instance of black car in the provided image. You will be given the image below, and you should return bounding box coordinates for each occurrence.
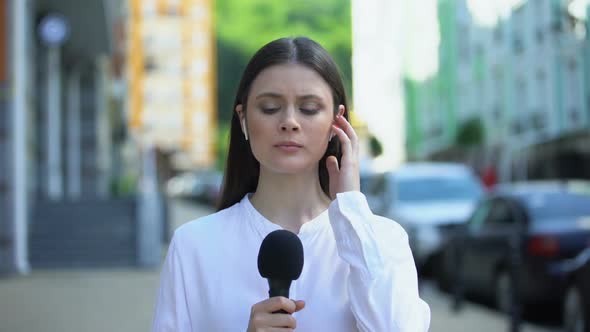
[438,182,590,314]
[559,248,590,332]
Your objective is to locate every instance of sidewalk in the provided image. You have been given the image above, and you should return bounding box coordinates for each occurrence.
[0,269,161,332]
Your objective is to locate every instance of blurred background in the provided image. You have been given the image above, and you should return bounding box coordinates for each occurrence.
[1,0,590,331]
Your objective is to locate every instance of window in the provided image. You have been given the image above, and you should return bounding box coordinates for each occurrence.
[524,193,590,222]
[513,37,524,54]
[396,176,483,203]
[494,23,503,43]
[568,60,580,109]
[364,173,386,198]
[458,24,470,63]
[532,112,546,130]
[486,200,515,226]
[468,200,491,232]
[512,7,525,54]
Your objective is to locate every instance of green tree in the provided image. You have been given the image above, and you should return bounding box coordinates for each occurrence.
[455,117,484,147]
[368,134,383,157]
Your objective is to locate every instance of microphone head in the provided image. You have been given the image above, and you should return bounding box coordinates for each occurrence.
[258,229,304,281]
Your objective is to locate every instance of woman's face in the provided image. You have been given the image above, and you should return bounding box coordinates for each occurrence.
[236,63,343,175]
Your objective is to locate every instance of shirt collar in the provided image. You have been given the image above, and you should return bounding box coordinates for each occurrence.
[240,193,329,239]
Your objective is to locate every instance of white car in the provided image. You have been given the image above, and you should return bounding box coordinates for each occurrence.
[363,162,484,272]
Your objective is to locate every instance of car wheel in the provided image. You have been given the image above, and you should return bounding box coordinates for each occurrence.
[564,286,585,332]
[495,271,511,314]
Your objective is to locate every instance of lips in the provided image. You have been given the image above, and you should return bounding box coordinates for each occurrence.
[274,141,303,148]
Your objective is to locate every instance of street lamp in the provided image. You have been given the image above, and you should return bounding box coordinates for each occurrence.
[38,13,70,200]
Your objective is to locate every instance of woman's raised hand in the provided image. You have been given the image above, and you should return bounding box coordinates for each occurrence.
[326,105,360,200]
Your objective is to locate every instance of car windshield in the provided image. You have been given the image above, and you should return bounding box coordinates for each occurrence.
[397,176,482,202]
[521,192,590,222]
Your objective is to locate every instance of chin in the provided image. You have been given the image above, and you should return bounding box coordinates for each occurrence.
[263,159,319,175]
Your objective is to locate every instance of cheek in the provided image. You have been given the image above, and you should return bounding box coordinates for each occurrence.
[309,122,333,150]
[247,115,272,140]
[309,118,333,138]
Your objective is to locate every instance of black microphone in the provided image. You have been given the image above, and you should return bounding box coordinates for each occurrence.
[257,229,304,313]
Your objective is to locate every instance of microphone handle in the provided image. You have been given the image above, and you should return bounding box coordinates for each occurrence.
[268,279,291,314]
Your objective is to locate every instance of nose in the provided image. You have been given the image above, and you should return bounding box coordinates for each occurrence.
[279,108,300,132]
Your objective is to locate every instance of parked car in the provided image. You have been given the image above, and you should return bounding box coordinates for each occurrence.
[558,247,590,332]
[361,162,484,272]
[166,170,223,206]
[438,181,590,314]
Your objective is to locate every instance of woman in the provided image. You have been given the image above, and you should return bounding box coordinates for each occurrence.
[152,37,430,331]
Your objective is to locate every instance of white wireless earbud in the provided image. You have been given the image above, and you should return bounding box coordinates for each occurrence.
[241,119,248,141]
[329,131,334,141]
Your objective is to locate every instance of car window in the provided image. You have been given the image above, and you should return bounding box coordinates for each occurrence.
[485,200,515,226]
[367,173,386,196]
[396,176,483,202]
[468,200,491,232]
[521,192,590,222]
[361,173,388,214]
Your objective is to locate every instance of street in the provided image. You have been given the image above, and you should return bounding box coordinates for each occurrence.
[0,199,562,332]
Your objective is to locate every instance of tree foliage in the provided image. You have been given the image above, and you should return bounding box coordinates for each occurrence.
[455,117,485,147]
[368,134,383,157]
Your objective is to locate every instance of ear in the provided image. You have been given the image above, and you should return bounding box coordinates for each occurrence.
[235,104,245,131]
[235,104,244,122]
[235,104,248,140]
[337,104,345,118]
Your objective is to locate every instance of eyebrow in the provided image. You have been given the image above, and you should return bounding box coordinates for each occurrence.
[254,92,324,101]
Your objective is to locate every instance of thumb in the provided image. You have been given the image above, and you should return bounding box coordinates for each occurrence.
[294,300,305,312]
[326,156,339,178]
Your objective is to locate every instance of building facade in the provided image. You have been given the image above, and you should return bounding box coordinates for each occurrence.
[405,0,590,182]
[0,0,154,274]
[127,0,217,171]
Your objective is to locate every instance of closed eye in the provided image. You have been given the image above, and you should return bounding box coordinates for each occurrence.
[300,108,319,115]
[261,107,280,114]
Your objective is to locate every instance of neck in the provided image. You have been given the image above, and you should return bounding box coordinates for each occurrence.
[249,167,331,234]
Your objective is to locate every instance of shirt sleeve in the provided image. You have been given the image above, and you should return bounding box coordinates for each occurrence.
[151,233,193,332]
[328,191,431,332]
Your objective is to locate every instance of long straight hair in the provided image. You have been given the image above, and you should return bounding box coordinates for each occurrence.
[217,37,349,211]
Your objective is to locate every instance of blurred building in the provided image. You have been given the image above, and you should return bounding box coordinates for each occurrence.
[0,0,164,275]
[405,0,590,182]
[127,0,216,172]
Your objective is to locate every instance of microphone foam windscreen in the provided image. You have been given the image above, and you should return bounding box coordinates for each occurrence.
[258,229,304,280]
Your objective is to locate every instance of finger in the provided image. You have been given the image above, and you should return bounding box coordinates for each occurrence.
[265,312,298,329]
[332,124,352,157]
[294,300,305,312]
[326,155,339,176]
[256,297,297,314]
[251,312,297,330]
[334,114,358,144]
[334,115,359,156]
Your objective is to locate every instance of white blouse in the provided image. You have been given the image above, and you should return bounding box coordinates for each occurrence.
[151,191,430,331]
